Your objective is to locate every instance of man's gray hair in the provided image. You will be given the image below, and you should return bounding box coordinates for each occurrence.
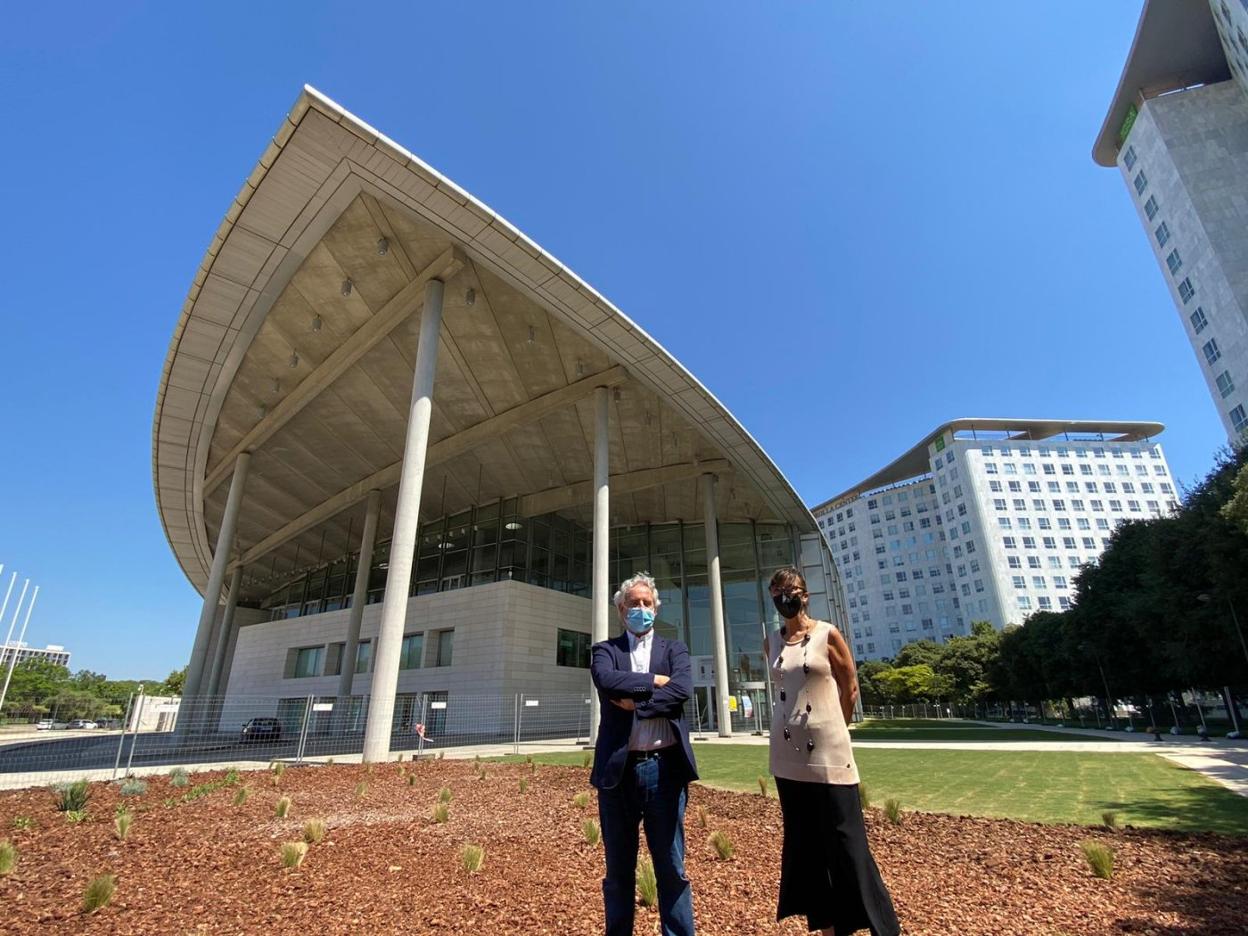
[613,572,661,611]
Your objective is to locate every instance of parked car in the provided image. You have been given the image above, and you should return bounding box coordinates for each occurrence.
[67,719,98,730]
[240,717,282,743]
[34,719,54,730]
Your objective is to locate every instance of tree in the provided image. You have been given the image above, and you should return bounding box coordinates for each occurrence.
[0,658,70,714]
[876,664,940,703]
[153,667,187,697]
[856,660,893,705]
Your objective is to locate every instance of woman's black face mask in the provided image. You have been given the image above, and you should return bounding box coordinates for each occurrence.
[773,593,802,620]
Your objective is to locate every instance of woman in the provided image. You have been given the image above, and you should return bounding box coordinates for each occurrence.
[765,566,899,936]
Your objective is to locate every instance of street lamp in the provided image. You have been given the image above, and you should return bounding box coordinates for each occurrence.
[1196,594,1246,738]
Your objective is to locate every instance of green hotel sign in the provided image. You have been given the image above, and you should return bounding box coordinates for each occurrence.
[934,434,946,452]
[1118,103,1138,146]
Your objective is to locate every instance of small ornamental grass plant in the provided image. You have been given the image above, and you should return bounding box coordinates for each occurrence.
[270,762,286,786]
[275,796,292,819]
[1101,810,1119,830]
[460,843,485,874]
[582,751,593,769]
[757,776,769,797]
[859,784,871,809]
[582,819,600,846]
[11,816,33,831]
[571,791,591,809]
[82,874,116,914]
[438,786,453,804]
[168,767,190,788]
[883,798,903,826]
[518,778,529,794]
[119,778,147,797]
[1081,840,1115,880]
[302,819,326,844]
[280,841,308,869]
[696,805,709,830]
[233,786,250,806]
[708,830,734,860]
[636,857,658,908]
[354,781,368,800]
[65,810,90,824]
[407,773,418,787]
[114,809,133,842]
[0,839,16,876]
[53,780,90,813]
[433,802,450,824]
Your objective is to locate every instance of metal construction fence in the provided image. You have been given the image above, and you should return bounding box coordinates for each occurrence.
[0,687,770,790]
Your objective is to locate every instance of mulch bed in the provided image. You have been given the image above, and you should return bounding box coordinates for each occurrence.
[0,760,1244,935]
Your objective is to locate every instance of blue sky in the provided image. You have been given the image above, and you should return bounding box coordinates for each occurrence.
[0,2,1224,679]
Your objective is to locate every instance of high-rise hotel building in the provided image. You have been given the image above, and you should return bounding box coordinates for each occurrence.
[812,420,1177,662]
[1094,0,1248,444]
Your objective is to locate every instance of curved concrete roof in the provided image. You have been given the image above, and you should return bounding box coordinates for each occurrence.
[812,418,1166,512]
[154,86,818,599]
[1092,0,1229,166]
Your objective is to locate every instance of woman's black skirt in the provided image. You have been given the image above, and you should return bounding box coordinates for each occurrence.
[775,777,900,935]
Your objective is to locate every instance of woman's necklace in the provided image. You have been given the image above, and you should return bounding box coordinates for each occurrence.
[775,621,815,754]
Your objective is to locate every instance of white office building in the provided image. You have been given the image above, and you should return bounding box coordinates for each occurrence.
[1094,0,1248,444]
[812,420,1178,662]
[0,642,70,669]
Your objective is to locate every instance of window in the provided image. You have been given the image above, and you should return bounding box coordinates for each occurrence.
[1178,278,1195,304]
[1123,145,1137,170]
[1155,221,1169,247]
[293,646,323,679]
[1017,596,1032,610]
[1204,338,1221,365]
[399,633,424,670]
[1231,405,1248,434]
[433,629,454,667]
[1133,170,1148,195]
[1144,195,1159,220]
[1166,249,1182,275]
[1012,576,1026,590]
[355,640,372,675]
[1217,370,1235,398]
[556,628,591,668]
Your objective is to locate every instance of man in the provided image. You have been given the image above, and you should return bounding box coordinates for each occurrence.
[590,572,698,936]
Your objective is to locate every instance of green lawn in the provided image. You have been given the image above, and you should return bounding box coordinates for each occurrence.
[849,718,1074,742]
[507,744,1248,836]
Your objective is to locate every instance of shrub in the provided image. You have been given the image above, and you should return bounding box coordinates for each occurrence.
[270,762,286,786]
[582,819,600,846]
[0,839,15,875]
[518,778,529,794]
[302,819,326,844]
[757,776,769,797]
[114,810,133,842]
[168,767,189,788]
[275,796,292,819]
[11,816,33,831]
[572,792,591,809]
[354,781,368,799]
[696,805,709,830]
[636,857,657,907]
[233,787,250,806]
[1081,840,1114,879]
[708,830,734,860]
[119,778,147,797]
[65,810,89,824]
[438,786,452,804]
[433,803,449,824]
[859,784,870,809]
[461,843,485,874]
[224,768,240,784]
[81,874,116,914]
[280,841,308,869]
[1101,810,1119,830]
[53,780,90,812]
[883,798,903,825]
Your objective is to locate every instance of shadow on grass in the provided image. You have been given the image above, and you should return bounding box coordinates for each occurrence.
[1091,779,1248,836]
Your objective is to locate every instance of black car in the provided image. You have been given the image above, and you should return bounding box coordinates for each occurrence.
[240,717,282,743]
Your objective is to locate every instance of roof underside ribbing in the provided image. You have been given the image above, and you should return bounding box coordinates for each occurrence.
[153,87,817,601]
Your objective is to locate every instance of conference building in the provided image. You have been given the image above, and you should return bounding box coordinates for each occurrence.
[811,420,1177,662]
[154,87,841,759]
[1094,0,1248,444]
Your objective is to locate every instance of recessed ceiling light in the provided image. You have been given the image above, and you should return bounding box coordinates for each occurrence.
[613,387,621,402]
[527,326,536,345]
[311,315,322,333]
[376,237,389,256]
[504,521,523,531]
[576,360,585,378]
[341,278,353,297]
[289,351,299,368]
[465,288,475,306]
[272,378,281,394]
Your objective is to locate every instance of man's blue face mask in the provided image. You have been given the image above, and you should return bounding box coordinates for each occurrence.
[625,606,655,635]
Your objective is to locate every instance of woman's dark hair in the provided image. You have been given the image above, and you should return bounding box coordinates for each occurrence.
[769,566,808,594]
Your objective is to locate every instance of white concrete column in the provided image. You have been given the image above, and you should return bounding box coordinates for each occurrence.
[183,452,251,711]
[205,567,243,697]
[338,489,382,701]
[702,472,732,738]
[362,279,444,762]
[589,386,610,744]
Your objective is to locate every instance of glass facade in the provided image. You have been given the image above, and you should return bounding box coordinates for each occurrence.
[261,499,797,694]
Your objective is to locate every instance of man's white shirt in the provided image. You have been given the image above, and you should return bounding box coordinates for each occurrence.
[627,629,676,751]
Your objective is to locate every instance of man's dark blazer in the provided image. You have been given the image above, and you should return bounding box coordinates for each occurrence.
[589,630,699,790]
